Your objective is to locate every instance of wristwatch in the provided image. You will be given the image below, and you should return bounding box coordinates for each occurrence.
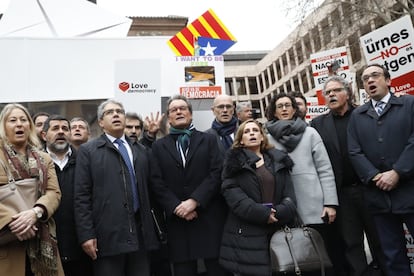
[32,207,43,219]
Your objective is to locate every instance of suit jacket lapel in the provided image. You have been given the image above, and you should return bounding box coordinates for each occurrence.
[163,135,183,164]
[186,131,202,164]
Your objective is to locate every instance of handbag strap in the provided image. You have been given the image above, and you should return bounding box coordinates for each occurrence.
[284,226,326,276]
[284,198,327,276]
[0,158,15,184]
[284,226,301,275]
[305,226,326,276]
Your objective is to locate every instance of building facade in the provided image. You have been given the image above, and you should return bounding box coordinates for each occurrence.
[223,0,414,119]
[1,0,412,130]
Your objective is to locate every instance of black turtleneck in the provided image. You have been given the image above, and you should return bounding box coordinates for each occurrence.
[332,107,359,186]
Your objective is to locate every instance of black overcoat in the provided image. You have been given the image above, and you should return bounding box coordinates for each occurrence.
[219,148,296,276]
[74,134,158,257]
[150,130,227,262]
[348,94,414,214]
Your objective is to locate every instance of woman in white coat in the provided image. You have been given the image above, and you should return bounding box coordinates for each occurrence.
[266,92,343,276]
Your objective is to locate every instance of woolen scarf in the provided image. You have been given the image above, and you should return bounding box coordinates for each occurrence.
[211,117,237,150]
[266,118,307,153]
[3,142,58,276]
[169,123,195,154]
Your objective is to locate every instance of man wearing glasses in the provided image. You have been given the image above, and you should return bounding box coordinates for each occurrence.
[311,75,385,276]
[150,95,230,276]
[206,94,238,157]
[74,99,158,276]
[348,64,414,276]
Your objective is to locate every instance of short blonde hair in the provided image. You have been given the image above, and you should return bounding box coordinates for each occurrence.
[0,103,40,148]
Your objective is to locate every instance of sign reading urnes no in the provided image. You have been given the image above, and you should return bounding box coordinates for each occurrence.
[360,15,414,95]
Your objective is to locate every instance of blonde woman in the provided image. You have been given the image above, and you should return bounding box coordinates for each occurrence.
[0,103,63,276]
[220,119,296,276]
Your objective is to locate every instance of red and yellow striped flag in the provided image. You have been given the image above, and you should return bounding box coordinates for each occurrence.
[168,9,237,56]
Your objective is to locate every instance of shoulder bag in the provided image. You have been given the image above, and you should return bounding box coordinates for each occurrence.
[0,159,38,245]
[269,213,332,276]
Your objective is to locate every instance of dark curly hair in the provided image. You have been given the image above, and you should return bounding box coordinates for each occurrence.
[267,92,300,121]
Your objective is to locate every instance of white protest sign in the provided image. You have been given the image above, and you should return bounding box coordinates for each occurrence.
[360,15,414,95]
[310,47,352,104]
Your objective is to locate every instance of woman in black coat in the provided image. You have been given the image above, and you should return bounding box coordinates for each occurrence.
[219,119,297,276]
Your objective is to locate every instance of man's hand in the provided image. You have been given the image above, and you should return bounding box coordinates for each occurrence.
[82,238,98,260]
[145,112,164,138]
[375,169,399,191]
[183,211,198,221]
[174,198,198,219]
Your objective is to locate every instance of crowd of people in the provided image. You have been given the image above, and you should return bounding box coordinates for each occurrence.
[0,63,413,276]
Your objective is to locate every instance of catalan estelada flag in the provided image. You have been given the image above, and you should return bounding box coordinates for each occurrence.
[168,9,237,56]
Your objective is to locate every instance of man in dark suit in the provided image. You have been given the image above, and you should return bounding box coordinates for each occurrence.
[150,95,229,276]
[74,99,158,276]
[42,114,93,276]
[311,76,385,276]
[348,64,414,276]
[205,94,237,157]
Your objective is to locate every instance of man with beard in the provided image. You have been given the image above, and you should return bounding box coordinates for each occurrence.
[125,111,164,149]
[311,76,385,276]
[288,91,308,121]
[70,117,90,150]
[205,94,237,157]
[124,112,144,143]
[42,114,92,276]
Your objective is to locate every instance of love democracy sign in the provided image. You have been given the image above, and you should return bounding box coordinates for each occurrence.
[360,15,414,95]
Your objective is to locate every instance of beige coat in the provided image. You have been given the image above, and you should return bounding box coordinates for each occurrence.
[0,150,64,276]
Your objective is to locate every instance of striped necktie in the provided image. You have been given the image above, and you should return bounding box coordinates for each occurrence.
[375,101,385,115]
[114,139,139,211]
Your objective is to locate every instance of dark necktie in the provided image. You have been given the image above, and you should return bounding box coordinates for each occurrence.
[375,101,385,115]
[114,139,139,211]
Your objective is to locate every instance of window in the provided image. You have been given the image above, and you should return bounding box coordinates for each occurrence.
[269,64,276,84]
[235,78,247,95]
[225,79,234,96]
[312,27,321,52]
[248,77,258,94]
[296,41,304,64]
[349,33,361,63]
[288,48,296,70]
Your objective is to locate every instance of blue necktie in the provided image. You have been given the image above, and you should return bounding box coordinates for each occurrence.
[114,139,139,211]
[376,101,385,115]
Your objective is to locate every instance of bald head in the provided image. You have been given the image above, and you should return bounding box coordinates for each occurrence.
[211,95,234,123]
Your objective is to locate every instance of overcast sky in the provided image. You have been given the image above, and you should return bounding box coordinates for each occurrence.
[0,0,298,52]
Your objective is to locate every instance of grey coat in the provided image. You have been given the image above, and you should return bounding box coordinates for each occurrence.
[267,127,338,224]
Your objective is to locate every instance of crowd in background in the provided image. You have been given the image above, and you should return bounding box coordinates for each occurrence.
[1,63,413,276]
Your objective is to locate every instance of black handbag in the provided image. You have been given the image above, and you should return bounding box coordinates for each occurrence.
[269,215,332,275]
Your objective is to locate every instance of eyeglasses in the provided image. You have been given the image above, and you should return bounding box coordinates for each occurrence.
[102,108,125,117]
[276,103,292,109]
[324,87,345,96]
[168,105,189,114]
[215,104,234,110]
[362,72,383,82]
